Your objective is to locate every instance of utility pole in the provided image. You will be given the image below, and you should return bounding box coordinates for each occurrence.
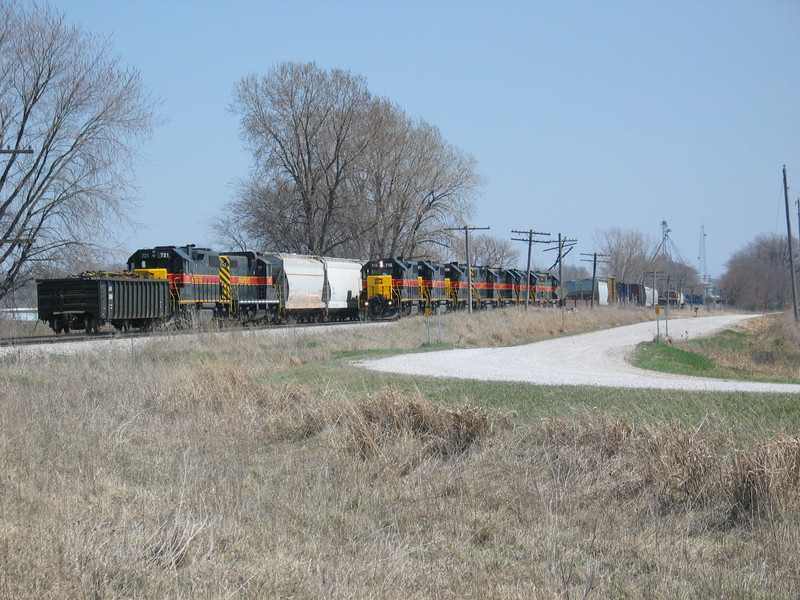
[796,197,799,250]
[795,195,800,270]
[445,225,490,314]
[644,269,664,313]
[783,166,799,322]
[663,274,671,337]
[580,252,609,308]
[544,234,577,327]
[511,229,549,309]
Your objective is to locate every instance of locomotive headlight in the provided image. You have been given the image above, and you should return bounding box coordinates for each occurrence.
[364,301,369,306]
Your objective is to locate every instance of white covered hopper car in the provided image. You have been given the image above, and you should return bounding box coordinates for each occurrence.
[265,254,362,321]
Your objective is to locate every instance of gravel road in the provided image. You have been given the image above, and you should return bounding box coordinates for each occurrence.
[359,314,800,393]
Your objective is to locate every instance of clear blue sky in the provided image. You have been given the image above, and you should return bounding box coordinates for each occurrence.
[63,1,800,278]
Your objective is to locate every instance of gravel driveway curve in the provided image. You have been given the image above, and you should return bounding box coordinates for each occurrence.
[359,314,800,393]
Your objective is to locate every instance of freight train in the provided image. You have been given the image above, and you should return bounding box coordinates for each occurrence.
[36,244,560,333]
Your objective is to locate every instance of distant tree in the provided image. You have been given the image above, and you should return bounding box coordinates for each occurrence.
[0,2,157,302]
[558,264,591,281]
[451,234,519,267]
[595,227,702,299]
[594,228,655,283]
[719,233,799,311]
[648,255,702,298]
[225,62,480,258]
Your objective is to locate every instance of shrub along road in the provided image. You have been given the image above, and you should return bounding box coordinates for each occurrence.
[361,314,800,393]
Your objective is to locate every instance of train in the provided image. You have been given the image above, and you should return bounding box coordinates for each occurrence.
[36,244,560,334]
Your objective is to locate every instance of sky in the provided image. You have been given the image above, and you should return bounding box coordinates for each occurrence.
[60,0,800,279]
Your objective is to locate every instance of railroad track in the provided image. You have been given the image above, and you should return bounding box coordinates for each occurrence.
[0,319,376,349]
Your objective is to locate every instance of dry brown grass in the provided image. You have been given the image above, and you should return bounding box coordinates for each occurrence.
[674,312,800,382]
[433,305,654,348]
[2,308,798,598]
[0,318,44,339]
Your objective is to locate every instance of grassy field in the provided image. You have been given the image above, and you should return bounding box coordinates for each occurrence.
[633,313,800,384]
[1,307,799,598]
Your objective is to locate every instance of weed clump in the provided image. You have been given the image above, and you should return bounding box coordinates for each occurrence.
[342,389,503,461]
[729,436,800,522]
[539,411,800,523]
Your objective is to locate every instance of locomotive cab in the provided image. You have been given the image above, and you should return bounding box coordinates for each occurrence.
[225,252,280,324]
[361,258,420,319]
[128,245,226,325]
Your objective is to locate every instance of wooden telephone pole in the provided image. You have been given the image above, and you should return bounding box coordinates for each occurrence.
[783,166,799,322]
[511,229,550,309]
[446,225,490,314]
[580,252,609,308]
[544,234,577,327]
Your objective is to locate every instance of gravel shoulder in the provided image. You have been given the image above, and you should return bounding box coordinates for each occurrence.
[359,314,800,394]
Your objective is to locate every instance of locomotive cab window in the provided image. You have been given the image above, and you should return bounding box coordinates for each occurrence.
[365,265,393,276]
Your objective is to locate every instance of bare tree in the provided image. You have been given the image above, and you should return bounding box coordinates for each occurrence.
[558,264,591,281]
[225,62,480,259]
[230,63,373,255]
[0,2,157,302]
[594,228,656,282]
[451,234,519,267]
[719,233,799,311]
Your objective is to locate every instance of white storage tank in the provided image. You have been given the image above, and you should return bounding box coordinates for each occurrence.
[596,280,609,306]
[644,286,658,307]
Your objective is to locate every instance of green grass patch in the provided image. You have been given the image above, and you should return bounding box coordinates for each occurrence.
[633,325,800,384]
[696,328,749,352]
[332,341,455,360]
[632,341,716,376]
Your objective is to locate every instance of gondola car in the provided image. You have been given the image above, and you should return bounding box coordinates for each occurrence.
[36,272,171,333]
